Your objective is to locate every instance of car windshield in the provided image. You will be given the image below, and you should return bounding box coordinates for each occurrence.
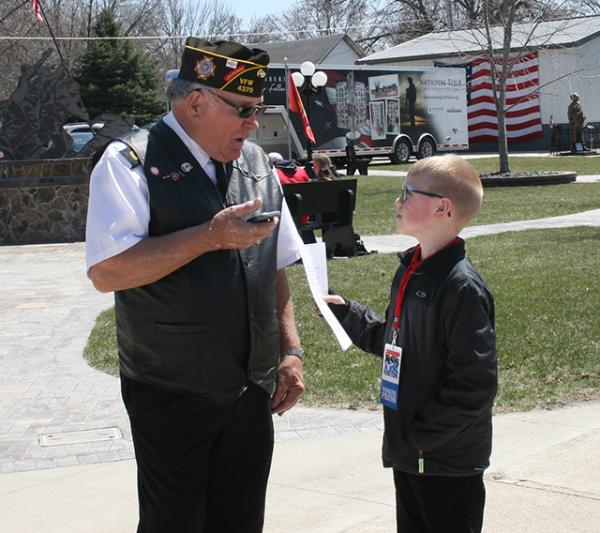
[69,131,94,152]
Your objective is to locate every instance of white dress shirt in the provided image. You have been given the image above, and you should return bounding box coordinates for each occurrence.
[85,112,302,272]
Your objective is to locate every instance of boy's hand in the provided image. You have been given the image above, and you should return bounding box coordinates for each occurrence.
[316,294,346,316]
[322,294,345,305]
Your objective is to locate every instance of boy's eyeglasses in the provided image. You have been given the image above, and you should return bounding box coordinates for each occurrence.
[196,89,265,119]
[400,185,444,203]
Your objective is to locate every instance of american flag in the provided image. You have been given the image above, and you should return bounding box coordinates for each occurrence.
[467,51,543,143]
[31,0,43,22]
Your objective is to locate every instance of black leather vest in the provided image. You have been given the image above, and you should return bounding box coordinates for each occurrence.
[113,120,283,404]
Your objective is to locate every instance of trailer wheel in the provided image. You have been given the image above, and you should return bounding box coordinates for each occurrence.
[391,139,411,164]
[416,138,436,159]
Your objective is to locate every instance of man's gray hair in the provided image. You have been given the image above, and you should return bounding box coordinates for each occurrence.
[166,78,204,102]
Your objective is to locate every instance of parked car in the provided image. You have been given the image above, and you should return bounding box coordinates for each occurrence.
[68,131,94,152]
[63,122,104,134]
[63,122,104,153]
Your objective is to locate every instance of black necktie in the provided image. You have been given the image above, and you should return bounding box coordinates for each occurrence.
[211,158,229,200]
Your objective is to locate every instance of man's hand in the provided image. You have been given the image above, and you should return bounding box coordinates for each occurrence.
[271,356,305,416]
[206,198,278,251]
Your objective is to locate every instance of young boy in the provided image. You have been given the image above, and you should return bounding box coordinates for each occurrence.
[324,155,498,533]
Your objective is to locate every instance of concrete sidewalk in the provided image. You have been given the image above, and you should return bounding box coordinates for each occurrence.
[0,402,599,532]
[362,209,600,254]
[347,169,600,183]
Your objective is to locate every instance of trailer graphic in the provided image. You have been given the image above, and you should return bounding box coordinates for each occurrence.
[255,64,469,164]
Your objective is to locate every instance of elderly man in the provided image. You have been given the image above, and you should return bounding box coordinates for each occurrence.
[85,38,305,533]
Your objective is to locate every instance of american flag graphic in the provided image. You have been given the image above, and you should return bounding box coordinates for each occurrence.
[467,51,543,143]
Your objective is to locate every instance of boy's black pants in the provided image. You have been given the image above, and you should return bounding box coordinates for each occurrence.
[394,470,485,533]
[121,376,274,533]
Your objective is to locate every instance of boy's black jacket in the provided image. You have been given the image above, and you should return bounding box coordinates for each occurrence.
[329,239,498,476]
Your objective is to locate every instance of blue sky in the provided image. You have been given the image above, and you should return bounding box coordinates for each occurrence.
[225,0,296,22]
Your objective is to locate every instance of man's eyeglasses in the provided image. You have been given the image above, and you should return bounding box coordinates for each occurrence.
[400,184,444,203]
[196,89,265,119]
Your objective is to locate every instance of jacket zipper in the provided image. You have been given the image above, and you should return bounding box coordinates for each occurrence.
[418,450,425,474]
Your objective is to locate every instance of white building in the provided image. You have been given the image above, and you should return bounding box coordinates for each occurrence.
[358,15,600,150]
[257,34,364,66]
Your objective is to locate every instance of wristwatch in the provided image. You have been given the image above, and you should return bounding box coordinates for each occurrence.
[282,348,304,360]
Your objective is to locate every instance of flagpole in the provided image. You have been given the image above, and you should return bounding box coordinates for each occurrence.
[284,58,292,161]
[36,0,73,81]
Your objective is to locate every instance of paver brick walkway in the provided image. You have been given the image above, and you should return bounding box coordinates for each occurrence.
[0,244,382,473]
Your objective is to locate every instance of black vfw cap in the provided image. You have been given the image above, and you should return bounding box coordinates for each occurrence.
[178,37,269,97]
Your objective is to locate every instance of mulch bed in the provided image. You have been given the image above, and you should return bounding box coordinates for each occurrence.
[480,171,577,187]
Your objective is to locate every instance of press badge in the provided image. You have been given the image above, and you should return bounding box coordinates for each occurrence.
[380,343,402,409]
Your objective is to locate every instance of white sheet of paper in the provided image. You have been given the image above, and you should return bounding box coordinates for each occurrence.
[300,242,353,351]
[302,242,328,294]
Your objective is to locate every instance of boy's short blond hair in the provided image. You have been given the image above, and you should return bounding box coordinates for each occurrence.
[407,155,483,226]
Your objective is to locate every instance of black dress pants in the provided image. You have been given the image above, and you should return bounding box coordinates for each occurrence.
[121,376,274,533]
[393,470,485,533]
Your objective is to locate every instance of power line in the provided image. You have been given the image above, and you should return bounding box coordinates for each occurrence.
[0,21,425,41]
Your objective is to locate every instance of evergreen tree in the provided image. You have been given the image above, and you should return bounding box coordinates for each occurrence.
[74,10,164,124]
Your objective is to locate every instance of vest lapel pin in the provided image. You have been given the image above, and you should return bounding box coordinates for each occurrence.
[161,170,182,181]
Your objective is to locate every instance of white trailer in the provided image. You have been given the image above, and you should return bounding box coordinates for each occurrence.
[256,64,469,164]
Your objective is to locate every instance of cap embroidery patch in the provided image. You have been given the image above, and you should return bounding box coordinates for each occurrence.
[194,56,217,80]
[223,64,247,82]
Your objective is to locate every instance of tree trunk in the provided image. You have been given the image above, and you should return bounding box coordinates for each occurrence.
[497,92,510,173]
[498,109,510,173]
[496,1,520,174]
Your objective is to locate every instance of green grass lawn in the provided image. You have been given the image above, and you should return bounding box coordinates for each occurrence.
[84,307,120,378]
[84,227,600,413]
[351,177,600,235]
[377,155,600,175]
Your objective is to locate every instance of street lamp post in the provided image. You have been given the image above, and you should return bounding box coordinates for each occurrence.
[292,61,327,163]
